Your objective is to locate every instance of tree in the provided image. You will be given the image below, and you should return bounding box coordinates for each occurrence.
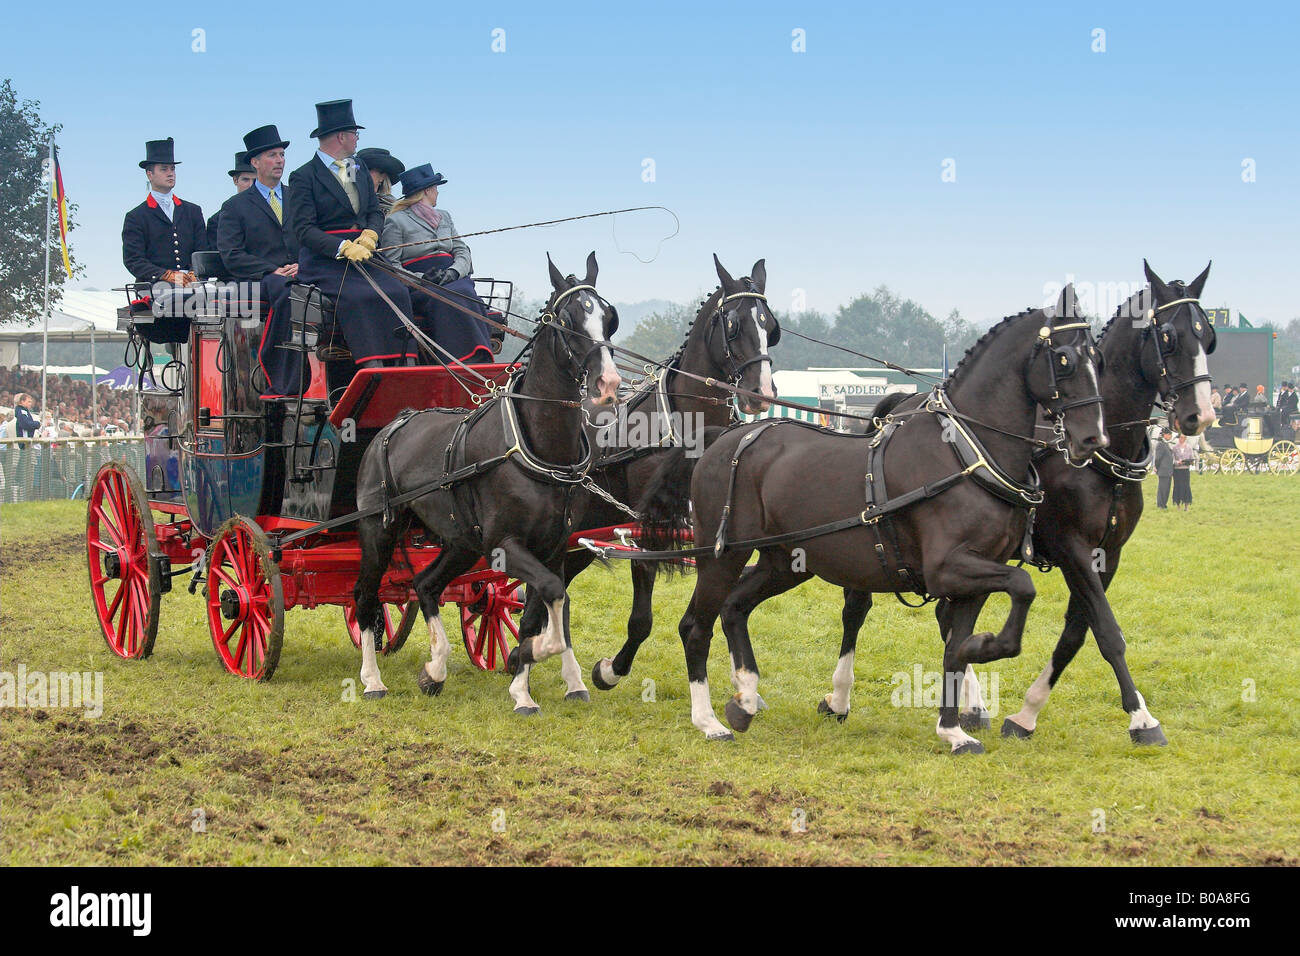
[621,302,696,361]
[0,78,82,325]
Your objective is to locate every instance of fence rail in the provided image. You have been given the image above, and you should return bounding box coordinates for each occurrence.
[0,437,147,503]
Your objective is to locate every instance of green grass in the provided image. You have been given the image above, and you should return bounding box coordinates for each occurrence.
[2,473,1298,865]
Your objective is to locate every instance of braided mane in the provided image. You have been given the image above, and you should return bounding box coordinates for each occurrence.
[1096,285,1151,344]
[947,306,1042,384]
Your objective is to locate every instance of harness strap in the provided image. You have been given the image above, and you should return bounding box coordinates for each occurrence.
[714,420,785,556]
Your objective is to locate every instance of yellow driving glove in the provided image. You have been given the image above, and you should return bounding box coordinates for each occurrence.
[355,228,379,252]
[339,240,372,263]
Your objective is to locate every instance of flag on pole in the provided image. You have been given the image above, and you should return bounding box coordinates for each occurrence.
[52,144,72,276]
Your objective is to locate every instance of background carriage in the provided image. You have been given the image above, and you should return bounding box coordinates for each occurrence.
[88,257,638,680]
[1199,408,1297,474]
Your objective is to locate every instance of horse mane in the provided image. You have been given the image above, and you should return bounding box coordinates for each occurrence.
[947,306,1042,385]
[1096,285,1150,344]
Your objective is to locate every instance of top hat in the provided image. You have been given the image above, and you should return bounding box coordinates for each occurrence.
[357,147,405,181]
[140,137,179,169]
[227,151,255,177]
[242,124,291,160]
[310,99,364,139]
[398,164,448,195]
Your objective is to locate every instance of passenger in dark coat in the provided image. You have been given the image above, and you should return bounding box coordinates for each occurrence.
[207,152,257,246]
[285,99,414,368]
[121,137,207,284]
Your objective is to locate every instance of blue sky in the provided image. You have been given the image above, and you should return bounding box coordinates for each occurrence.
[3,1,1296,324]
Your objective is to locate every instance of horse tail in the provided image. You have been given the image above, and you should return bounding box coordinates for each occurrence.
[635,446,697,576]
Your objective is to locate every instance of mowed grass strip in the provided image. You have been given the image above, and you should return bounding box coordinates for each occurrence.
[1,472,1298,865]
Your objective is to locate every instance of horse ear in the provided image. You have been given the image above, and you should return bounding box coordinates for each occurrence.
[750,259,767,292]
[1187,260,1212,299]
[1055,283,1080,320]
[547,253,566,291]
[1144,259,1173,302]
[584,251,598,286]
[713,253,737,292]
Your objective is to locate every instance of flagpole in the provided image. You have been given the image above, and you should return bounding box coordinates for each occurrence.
[40,137,54,417]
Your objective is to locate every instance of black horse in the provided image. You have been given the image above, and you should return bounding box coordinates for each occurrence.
[824,263,1218,746]
[350,252,621,713]
[639,285,1107,752]
[513,254,779,700]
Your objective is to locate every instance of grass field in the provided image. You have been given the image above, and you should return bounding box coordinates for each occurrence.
[2,473,1298,866]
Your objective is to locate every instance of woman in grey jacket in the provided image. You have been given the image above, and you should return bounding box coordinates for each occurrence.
[382,165,494,362]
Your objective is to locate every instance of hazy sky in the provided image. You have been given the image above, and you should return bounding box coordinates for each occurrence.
[4,1,1296,325]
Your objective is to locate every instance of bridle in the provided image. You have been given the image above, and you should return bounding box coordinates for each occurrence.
[1028,320,1106,420]
[706,281,780,385]
[1139,296,1216,410]
[538,282,619,387]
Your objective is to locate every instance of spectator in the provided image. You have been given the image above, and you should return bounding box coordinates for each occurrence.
[1171,433,1196,510]
[1154,429,1174,509]
[14,393,39,437]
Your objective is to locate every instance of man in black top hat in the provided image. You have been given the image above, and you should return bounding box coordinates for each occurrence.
[218,124,302,397]
[122,137,209,285]
[207,152,257,240]
[285,99,414,371]
[356,148,404,214]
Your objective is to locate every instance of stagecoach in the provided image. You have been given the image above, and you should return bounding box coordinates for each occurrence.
[1201,409,1297,474]
[88,254,638,680]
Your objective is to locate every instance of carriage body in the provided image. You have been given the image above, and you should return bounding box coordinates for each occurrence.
[89,269,556,678]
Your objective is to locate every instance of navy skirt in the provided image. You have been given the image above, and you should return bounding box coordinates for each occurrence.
[297,233,415,366]
[402,252,495,364]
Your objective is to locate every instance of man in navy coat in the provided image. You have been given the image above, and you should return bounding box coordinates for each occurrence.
[207,152,257,242]
[285,99,413,370]
[121,138,208,284]
[218,124,301,397]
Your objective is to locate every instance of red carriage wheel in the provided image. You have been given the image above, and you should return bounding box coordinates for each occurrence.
[459,578,524,671]
[86,461,162,660]
[205,516,284,681]
[344,601,419,656]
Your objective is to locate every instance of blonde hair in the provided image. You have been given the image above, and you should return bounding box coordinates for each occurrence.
[389,188,427,216]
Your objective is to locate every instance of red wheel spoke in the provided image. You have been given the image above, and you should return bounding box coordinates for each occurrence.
[501,612,520,639]
[91,538,116,554]
[209,565,237,591]
[94,503,123,545]
[232,625,249,672]
[105,581,126,625]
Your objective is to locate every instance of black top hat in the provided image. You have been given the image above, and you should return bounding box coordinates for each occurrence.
[227,152,255,177]
[398,164,448,195]
[242,124,291,161]
[356,147,405,181]
[310,99,364,139]
[140,137,179,169]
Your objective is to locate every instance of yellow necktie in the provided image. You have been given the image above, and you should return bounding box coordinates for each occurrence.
[268,188,283,224]
[332,158,360,215]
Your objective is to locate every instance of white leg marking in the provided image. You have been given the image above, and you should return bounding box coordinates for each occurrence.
[935,716,981,753]
[690,680,731,739]
[531,599,567,661]
[359,626,387,695]
[509,662,539,712]
[559,647,587,695]
[424,612,450,684]
[1127,691,1160,731]
[1007,664,1053,732]
[733,667,759,716]
[960,664,987,715]
[827,650,855,714]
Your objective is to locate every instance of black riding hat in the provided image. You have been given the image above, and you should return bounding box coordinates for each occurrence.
[242,124,290,160]
[311,99,364,139]
[356,147,404,180]
[399,164,447,195]
[227,151,255,177]
[140,137,179,169]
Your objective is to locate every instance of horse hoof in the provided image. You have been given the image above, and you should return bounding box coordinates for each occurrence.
[565,690,590,702]
[1001,718,1034,739]
[362,689,386,701]
[951,740,986,756]
[707,730,735,742]
[506,646,522,676]
[724,698,755,733]
[416,669,444,697]
[513,705,540,717]
[817,698,848,723]
[959,710,992,731]
[590,660,618,691]
[1130,725,1168,746]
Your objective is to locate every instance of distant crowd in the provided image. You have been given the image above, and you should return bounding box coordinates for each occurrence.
[0,367,141,439]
